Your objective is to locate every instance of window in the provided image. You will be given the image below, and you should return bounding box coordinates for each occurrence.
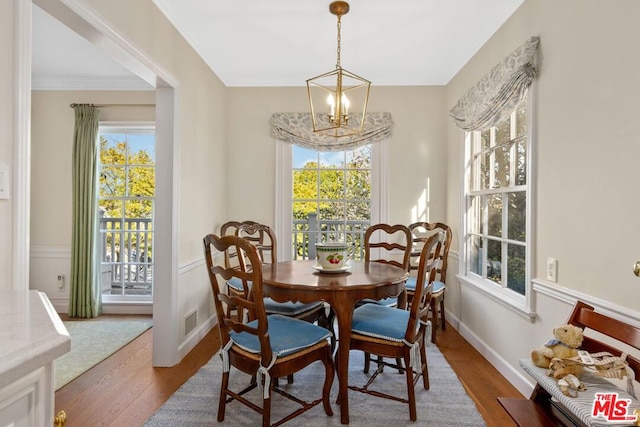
[98,125,155,301]
[291,145,372,260]
[462,95,531,312]
[276,141,386,262]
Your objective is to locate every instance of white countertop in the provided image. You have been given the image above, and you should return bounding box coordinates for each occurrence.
[0,291,70,387]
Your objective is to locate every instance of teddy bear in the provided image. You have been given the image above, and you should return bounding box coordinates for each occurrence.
[548,356,584,380]
[531,324,584,370]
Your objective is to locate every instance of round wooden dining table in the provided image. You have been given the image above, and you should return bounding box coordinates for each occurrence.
[261,259,409,425]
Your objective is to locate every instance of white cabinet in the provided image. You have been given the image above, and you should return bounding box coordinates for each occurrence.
[0,368,48,427]
[0,291,70,427]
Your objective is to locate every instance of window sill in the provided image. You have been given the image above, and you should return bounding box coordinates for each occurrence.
[457,274,536,322]
[102,298,152,305]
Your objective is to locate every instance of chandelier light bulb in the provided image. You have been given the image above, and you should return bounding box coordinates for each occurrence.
[326,94,336,118]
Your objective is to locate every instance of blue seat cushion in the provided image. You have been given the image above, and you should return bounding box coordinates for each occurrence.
[351,303,410,342]
[405,278,445,293]
[226,277,246,292]
[230,314,332,357]
[263,298,324,316]
[228,278,324,316]
[357,297,398,307]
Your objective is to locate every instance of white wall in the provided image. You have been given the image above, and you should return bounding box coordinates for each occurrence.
[445,0,640,395]
[225,86,448,229]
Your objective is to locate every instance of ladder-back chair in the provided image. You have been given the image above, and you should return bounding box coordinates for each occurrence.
[348,231,444,421]
[406,222,451,343]
[203,233,334,427]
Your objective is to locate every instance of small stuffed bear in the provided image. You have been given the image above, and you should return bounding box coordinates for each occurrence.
[548,357,584,380]
[531,324,584,369]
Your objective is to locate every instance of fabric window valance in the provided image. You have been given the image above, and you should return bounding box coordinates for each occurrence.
[449,36,540,131]
[271,112,393,152]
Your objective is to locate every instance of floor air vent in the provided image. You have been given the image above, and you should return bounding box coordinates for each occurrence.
[185,309,198,335]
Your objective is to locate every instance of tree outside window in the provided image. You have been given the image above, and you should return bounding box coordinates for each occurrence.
[292,145,372,260]
[99,130,155,297]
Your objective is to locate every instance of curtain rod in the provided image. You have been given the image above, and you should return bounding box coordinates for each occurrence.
[69,103,155,108]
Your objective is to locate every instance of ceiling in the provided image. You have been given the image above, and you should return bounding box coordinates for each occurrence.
[32,0,525,90]
[31,5,153,90]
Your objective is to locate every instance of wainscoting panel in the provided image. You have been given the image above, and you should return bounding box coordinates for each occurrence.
[30,245,71,313]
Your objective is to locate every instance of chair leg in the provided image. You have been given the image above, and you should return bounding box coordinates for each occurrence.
[325,307,337,354]
[430,297,438,344]
[262,394,271,427]
[364,352,371,373]
[404,353,417,421]
[287,374,294,384]
[440,294,446,330]
[420,340,429,390]
[218,371,229,422]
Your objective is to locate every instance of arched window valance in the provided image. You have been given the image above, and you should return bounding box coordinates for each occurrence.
[270,112,394,152]
[449,36,540,131]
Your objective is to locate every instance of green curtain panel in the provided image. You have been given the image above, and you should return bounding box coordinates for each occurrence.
[69,105,101,318]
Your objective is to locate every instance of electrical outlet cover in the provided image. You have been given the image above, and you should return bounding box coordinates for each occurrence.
[546,258,557,282]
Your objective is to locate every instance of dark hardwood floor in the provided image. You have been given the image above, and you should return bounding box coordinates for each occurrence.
[54,317,523,426]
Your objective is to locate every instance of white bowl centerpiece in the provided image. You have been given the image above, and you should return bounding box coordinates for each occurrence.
[315,242,352,270]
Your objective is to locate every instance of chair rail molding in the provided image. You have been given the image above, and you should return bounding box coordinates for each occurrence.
[30,245,71,258]
[532,278,640,326]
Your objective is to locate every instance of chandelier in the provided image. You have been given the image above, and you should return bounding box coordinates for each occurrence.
[306,1,371,138]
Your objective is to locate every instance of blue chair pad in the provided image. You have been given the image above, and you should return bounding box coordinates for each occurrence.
[405,278,445,293]
[405,276,416,291]
[263,298,324,316]
[226,277,246,292]
[432,281,446,293]
[351,304,409,342]
[358,297,398,307]
[230,314,332,357]
[227,278,324,316]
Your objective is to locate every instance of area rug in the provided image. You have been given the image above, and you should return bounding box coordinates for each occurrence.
[55,318,153,390]
[145,344,486,426]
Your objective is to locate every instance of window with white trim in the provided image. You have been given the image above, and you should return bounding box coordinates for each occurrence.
[292,145,372,260]
[276,141,386,262]
[463,95,531,305]
[98,125,155,302]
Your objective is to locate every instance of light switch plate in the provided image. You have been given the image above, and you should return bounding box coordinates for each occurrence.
[546,257,558,282]
[0,163,9,200]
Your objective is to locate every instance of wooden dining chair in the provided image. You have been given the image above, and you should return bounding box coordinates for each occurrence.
[361,223,412,307]
[359,223,413,373]
[405,222,452,344]
[203,233,335,427]
[220,221,328,327]
[347,231,444,421]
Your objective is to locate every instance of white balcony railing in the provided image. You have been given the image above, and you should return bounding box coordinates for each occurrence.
[292,212,370,260]
[99,215,153,296]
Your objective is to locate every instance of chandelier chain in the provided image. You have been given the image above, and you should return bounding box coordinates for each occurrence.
[336,15,342,68]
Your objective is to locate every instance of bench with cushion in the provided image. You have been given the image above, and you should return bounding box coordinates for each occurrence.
[499,301,640,427]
